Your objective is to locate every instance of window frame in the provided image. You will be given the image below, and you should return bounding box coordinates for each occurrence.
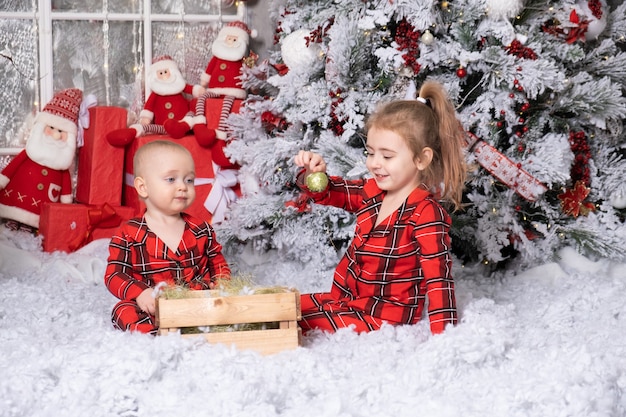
[0,0,246,156]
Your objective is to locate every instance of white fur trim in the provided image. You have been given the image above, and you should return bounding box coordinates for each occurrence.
[207,87,247,99]
[192,84,205,97]
[139,109,154,121]
[0,174,8,189]
[129,124,144,137]
[201,73,210,87]
[0,204,40,228]
[60,195,73,204]
[192,115,207,125]
[34,112,77,135]
[181,115,195,128]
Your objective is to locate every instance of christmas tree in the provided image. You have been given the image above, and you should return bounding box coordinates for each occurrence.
[219,0,626,281]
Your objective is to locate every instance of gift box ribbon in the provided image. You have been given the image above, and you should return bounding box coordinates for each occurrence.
[68,203,125,251]
[195,162,239,224]
[465,132,547,202]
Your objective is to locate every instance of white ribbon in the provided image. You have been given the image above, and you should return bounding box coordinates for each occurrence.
[197,162,239,224]
[77,94,98,147]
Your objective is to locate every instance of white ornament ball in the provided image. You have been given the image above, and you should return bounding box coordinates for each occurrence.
[281,29,323,74]
[575,0,607,40]
[421,30,434,45]
[610,192,626,209]
[486,0,526,20]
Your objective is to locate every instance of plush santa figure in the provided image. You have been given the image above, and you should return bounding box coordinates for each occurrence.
[0,88,84,231]
[164,20,256,145]
[106,55,203,146]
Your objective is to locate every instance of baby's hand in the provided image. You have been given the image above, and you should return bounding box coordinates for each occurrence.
[294,150,326,174]
[137,288,157,316]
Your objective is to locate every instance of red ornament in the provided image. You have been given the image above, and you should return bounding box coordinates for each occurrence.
[261,111,288,133]
[558,181,595,217]
[456,67,467,78]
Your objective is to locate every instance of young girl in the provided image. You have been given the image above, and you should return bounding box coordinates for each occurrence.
[294,80,466,335]
[104,140,230,335]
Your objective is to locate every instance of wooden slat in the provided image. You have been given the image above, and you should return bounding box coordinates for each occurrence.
[156,291,299,329]
[182,327,300,355]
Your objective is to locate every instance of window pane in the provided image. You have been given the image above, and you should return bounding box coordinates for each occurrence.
[0,0,33,12]
[152,0,236,15]
[152,21,220,87]
[51,0,141,13]
[51,20,142,110]
[0,19,38,148]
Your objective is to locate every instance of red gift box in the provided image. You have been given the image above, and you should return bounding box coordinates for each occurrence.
[40,202,137,253]
[76,106,128,205]
[122,98,242,223]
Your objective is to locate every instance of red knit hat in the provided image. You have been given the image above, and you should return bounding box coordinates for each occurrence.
[222,20,257,43]
[150,55,179,73]
[35,88,83,136]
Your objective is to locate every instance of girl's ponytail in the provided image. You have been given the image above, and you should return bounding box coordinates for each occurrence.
[418,81,467,210]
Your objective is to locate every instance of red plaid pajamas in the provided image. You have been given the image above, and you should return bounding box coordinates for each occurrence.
[298,175,457,334]
[104,213,230,334]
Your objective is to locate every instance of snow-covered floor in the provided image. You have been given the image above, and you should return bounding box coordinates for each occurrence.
[1,227,625,417]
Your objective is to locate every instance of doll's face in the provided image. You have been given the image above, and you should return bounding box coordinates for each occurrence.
[224,34,239,46]
[44,125,68,141]
[156,68,171,81]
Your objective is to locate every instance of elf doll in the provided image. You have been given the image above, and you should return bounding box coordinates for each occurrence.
[106,55,203,146]
[0,88,84,231]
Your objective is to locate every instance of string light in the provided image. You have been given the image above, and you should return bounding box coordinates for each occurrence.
[103,0,111,104]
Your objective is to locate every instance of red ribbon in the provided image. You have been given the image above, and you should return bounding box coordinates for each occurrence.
[465,133,547,202]
[565,9,590,44]
[272,63,290,76]
[68,203,124,251]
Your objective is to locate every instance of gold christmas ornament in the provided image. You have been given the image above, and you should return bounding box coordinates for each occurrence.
[306,172,329,192]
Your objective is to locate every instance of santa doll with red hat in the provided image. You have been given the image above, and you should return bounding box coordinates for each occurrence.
[164,20,256,151]
[106,55,203,146]
[0,88,84,231]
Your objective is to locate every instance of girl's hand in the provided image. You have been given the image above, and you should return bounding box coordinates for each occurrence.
[137,288,157,316]
[294,150,327,175]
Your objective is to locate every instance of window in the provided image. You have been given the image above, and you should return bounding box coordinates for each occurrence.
[0,0,246,154]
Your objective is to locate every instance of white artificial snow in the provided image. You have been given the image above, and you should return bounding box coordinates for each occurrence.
[1,227,625,416]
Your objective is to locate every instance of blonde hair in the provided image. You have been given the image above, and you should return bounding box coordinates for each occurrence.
[133,140,194,177]
[365,81,467,210]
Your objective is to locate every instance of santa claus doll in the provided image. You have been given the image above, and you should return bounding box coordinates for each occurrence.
[106,55,203,146]
[0,88,84,231]
[164,20,256,148]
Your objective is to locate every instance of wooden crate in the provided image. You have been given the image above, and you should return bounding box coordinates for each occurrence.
[156,289,301,355]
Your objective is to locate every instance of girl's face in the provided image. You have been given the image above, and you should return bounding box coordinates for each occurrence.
[136,148,196,216]
[365,127,424,198]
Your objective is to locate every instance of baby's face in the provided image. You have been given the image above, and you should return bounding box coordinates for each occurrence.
[140,148,196,215]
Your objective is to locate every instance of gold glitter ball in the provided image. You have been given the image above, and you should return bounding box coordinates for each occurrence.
[305,172,329,192]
